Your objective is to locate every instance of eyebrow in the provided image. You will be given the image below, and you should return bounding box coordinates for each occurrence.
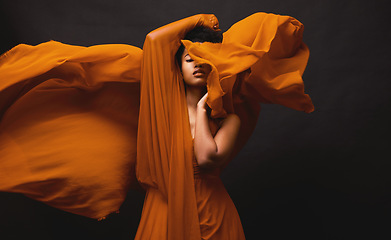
[184,54,190,58]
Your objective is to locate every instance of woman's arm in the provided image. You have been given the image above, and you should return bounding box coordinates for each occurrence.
[194,93,241,169]
[145,14,219,45]
[140,14,220,112]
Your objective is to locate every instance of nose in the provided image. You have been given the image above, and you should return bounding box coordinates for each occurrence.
[195,62,202,68]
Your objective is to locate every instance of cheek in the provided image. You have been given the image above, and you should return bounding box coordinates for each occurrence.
[182,65,193,78]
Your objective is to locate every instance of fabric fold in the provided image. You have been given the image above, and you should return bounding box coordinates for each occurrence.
[183,12,313,119]
[0,41,142,219]
[0,13,313,233]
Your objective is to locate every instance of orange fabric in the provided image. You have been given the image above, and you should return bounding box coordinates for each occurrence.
[136,14,219,240]
[0,41,142,219]
[0,12,313,238]
[135,13,312,239]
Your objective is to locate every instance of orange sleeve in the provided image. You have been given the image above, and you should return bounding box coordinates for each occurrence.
[137,14,220,240]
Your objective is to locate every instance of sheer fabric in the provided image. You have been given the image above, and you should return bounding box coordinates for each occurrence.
[0,41,142,219]
[0,12,313,238]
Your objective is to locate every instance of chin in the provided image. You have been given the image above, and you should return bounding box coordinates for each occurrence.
[185,78,207,87]
[195,80,207,87]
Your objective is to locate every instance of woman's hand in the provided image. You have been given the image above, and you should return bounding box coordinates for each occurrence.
[197,92,209,111]
[145,14,219,44]
[199,14,220,31]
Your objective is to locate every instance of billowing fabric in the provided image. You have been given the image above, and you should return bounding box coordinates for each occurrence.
[0,12,313,238]
[0,41,142,219]
[184,13,313,118]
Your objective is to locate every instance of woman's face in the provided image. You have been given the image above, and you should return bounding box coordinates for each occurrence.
[181,49,211,88]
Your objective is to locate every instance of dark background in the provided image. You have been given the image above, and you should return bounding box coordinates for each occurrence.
[1,0,390,239]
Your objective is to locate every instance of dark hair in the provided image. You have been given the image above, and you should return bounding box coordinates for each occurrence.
[176,26,223,67]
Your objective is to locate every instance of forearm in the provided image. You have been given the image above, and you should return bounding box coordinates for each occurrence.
[145,14,219,47]
[142,14,220,86]
[193,106,219,168]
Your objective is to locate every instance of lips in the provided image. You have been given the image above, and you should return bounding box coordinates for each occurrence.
[193,68,206,77]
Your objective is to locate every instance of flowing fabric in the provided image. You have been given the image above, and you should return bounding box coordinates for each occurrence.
[0,12,313,238]
[0,41,142,219]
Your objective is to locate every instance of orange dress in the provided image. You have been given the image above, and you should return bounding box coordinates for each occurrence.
[135,137,245,240]
[0,13,313,239]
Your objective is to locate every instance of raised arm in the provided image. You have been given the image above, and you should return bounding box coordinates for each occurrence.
[140,14,221,122]
[138,14,221,192]
[145,14,219,47]
[194,93,241,169]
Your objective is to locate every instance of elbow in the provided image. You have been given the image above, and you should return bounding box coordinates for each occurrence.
[145,27,169,43]
[196,153,224,170]
[198,159,219,170]
[197,158,218,170]
[145,32,156,43]
[145,30,162,43]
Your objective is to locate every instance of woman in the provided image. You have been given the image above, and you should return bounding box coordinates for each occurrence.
[135,24,245,239]
[135,13,313,239]
[0,13,313,239]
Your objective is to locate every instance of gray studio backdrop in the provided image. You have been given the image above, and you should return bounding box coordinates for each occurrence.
[0,0,389,239]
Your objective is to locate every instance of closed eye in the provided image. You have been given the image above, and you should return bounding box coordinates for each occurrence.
[186,59,194,62]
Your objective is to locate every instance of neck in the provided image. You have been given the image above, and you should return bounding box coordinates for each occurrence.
[186,86,206,109]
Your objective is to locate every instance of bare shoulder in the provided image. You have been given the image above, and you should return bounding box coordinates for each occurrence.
[226,113,240,122]
[214,114,241,135]
[220,113,240,126]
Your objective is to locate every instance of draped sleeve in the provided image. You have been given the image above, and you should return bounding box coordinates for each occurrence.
[136,14,219,240]
[0,41,142,219]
